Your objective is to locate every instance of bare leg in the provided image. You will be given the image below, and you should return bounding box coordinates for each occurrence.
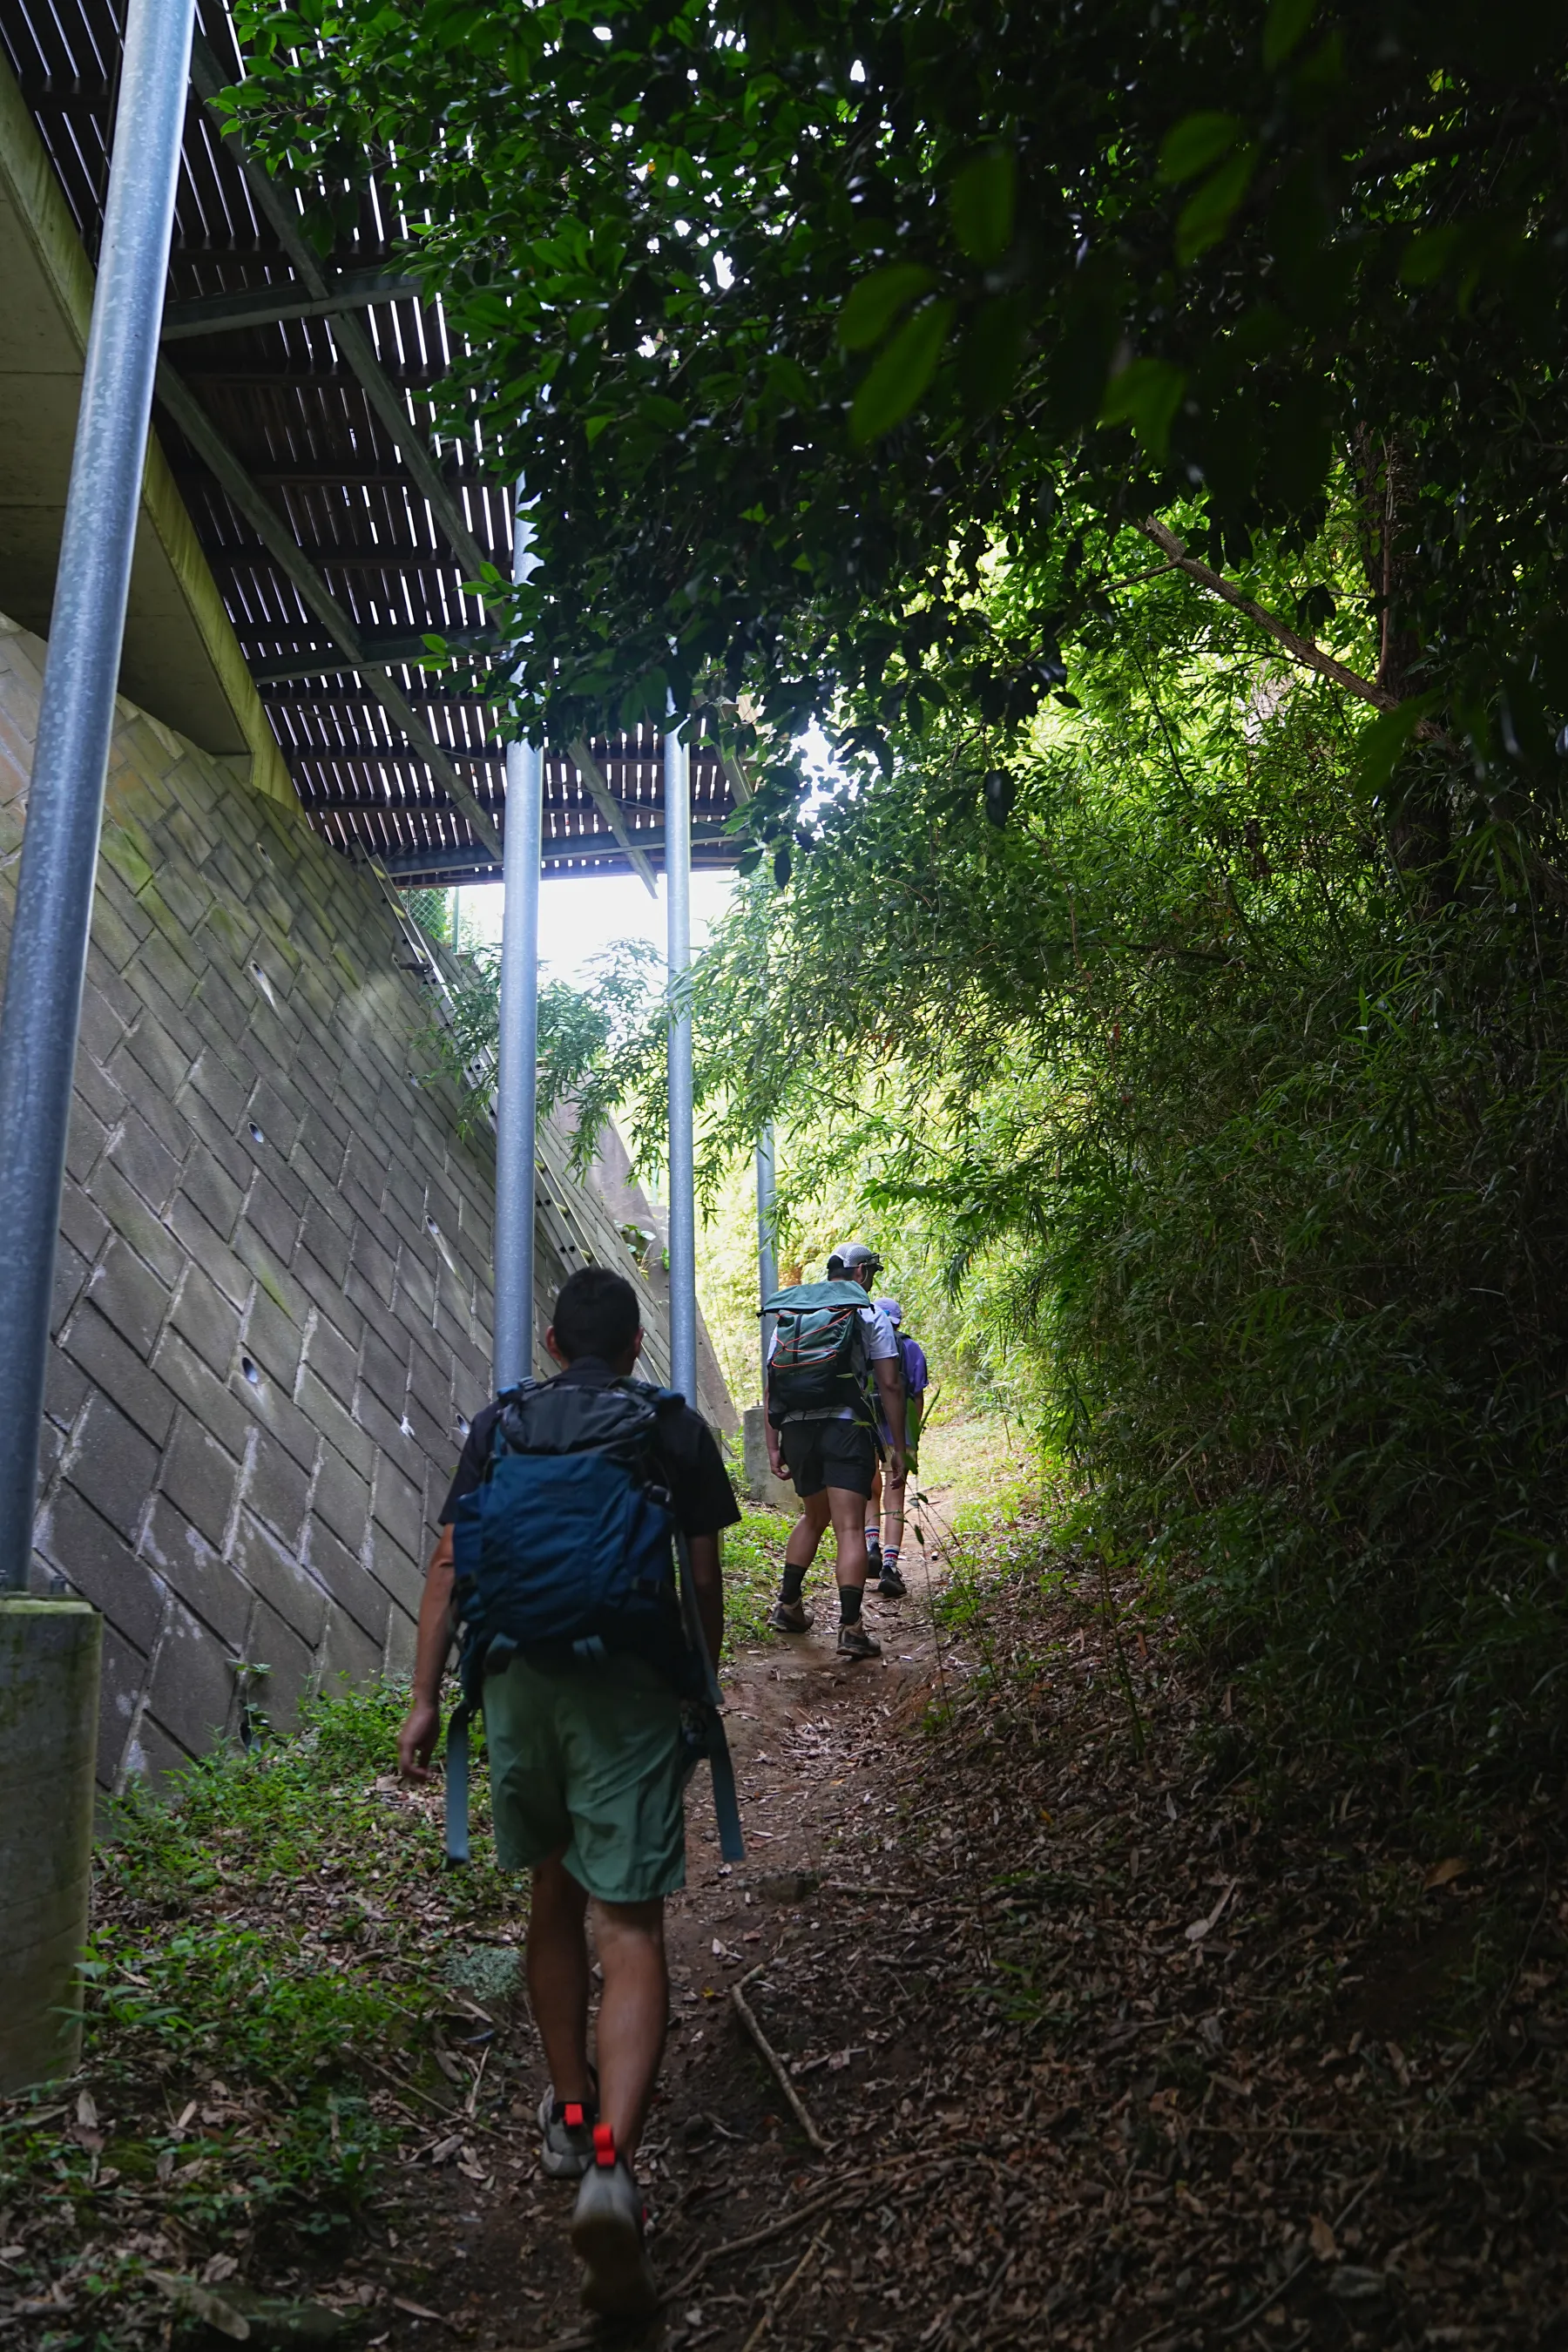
[529,1849,592,2101]
[866,1461,882,1544]
[783,1487,830,1574]
[882,1457,907,1556]
[828,1484,870,1589]
[590,1897,668,2162]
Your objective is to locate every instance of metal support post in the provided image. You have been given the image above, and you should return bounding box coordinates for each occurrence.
[0,0,192,2094]
[492,484,543,1391]
[664,713,697,1406]
[0,0,196,1592]
[756,1124,779,1394]
[0,1600,101,2092]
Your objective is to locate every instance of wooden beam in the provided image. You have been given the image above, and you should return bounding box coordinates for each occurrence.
[188,32,490,585]
[720,749,754,804]
[568,739,659,898]
[155,362,501,856]
[162,270,422,340]
[248,628,497,683]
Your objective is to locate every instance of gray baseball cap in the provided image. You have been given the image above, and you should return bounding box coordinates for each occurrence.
[874,1295,902,1326]
[826,1239,882,1276]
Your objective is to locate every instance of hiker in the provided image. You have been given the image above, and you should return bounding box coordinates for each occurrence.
[763,1240,905,1659]
[864,1296,929,1599]
[397,1266,741,2320]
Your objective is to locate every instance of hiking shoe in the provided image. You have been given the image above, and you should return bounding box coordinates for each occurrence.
[571,2126,658,2318]
[836,1623,882,1661]
[538,2084,598,2179]
[877,1565,908,1598]
[865,1535,883,1577]
[768,1598,814,1634]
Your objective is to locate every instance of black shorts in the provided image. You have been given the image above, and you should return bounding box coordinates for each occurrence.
[781,1416,877,1500]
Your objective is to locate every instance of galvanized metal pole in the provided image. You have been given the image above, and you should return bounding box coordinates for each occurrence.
[0,0,195,1589]
[756,1124,779,1395]
[664,713,697,1405]
[491,485,542,1392]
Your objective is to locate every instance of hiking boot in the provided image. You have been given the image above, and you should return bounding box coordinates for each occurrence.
[877,1564,908,1599]
[538,2083,598,2179]
[768,1598,814,1633]
[865,1535,882,1577]
[571,2126,658,2318]
[836,1623,882,1662]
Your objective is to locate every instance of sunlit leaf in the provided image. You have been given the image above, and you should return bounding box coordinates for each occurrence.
[1355,693,1441,794]
[1399,226,1463,287]
[983,768,1017,828]
[837,263,937,353]
[849,300,955,444]
[1263,0,1316,70]
[950,147,1017,265]
[1100,357,1186,461]
[1159,112,1243,186]
[1175,145,1258,266]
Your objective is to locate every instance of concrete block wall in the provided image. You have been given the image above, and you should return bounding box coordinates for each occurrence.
[0,612,518,1789]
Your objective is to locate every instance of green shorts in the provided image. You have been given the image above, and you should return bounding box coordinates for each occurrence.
[480,1652,687,1904]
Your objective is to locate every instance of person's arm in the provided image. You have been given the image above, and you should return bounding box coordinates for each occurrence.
[686,1531,724,1670]
[874,1355,906,1476]
[397,1525,455,1779]
[763,1341,788,1478]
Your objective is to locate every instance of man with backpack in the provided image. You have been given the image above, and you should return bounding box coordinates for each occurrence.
[763,1240,905,1660]
[397,1266,740,2321]
[864,1297,930,1598]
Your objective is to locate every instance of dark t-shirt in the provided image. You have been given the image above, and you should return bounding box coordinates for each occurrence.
[439,1357,741,1538]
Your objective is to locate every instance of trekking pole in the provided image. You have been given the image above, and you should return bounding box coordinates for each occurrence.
[674,1531,745,1862]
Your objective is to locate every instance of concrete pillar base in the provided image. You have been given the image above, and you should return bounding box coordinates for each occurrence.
[742,1404,799,1514]
[0,1598,102,2094]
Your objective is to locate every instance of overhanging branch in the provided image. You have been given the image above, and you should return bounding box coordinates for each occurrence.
[1134,517,1442,740]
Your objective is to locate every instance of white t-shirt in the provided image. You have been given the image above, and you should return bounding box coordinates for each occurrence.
[767,1302,897,1421]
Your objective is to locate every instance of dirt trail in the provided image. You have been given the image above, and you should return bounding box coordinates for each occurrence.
[363,1497,1568,2352]
[383,1522,961,2352]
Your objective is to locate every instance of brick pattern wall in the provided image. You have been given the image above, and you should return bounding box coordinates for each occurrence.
[0,614,558,1789]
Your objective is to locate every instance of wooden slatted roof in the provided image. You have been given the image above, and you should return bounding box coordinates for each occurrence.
[0,0,747,887]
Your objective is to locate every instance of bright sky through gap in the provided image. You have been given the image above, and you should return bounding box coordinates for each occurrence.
[456,869,737,985]
[451,720,837,981]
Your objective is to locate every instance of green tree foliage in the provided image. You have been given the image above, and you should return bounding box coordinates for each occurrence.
[419,939,665,1159]
[237,0,1568,798]
[235,0,1568,1781]
[684,572,1568,1777]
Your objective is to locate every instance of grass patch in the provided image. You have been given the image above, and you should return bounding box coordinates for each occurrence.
[722,1505,794,1648]
[0,1681,513,2348]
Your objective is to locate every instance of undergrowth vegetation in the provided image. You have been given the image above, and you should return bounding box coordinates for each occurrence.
[692,585,1568,1796]
[0,1534,849,2344]
[426,560,1568,1808]
[0,1684,510,2347]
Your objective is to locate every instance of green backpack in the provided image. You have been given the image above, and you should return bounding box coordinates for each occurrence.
[762,1281,874,1427]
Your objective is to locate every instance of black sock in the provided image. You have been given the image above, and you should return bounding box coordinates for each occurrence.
[780,1562,807,1604]
[838,1584,863,1625]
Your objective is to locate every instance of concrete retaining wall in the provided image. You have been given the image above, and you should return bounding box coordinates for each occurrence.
[0,611,669,1789]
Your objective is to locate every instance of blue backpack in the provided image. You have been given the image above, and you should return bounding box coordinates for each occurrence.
[442,1377,743,1865]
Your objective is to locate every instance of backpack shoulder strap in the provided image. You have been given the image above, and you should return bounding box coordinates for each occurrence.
[672,1526,744,1863]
